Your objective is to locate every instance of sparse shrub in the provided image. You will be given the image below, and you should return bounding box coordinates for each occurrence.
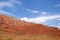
[0,35,2,38]
[7,38,12,40]
[0,28,3,32]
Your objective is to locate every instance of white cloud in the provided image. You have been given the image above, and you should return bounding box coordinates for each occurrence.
[32,10,39,13]
[27,9,47,15]
[20,17,46,23]
[27,9,40,13]
[20,15,60,24]
[0,10,17,17]
[0,2,13,9]
[54,4,60,7]
[41,12,47,15]
[0,0,21,9]
[16,1,21,5]
[9,0,21,5]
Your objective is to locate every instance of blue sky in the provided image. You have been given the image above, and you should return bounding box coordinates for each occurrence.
[0,0,60,28]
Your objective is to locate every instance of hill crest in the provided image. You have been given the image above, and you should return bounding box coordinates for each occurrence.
[0,14,60,37]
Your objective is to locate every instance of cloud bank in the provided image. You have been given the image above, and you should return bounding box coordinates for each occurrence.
[20,15,60,23]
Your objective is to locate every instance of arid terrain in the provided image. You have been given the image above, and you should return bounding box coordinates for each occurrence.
[0,14,60,40]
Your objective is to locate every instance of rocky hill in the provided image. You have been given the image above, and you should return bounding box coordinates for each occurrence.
[0,14,60,40]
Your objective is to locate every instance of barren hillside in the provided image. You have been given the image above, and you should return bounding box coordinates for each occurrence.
[0,14,60,40]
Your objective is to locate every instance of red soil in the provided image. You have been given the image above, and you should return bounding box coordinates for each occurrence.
[0,14,60,37]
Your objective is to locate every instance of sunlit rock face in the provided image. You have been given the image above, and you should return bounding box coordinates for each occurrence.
[0,14,60,40]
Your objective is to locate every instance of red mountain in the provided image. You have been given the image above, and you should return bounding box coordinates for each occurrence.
[0,14,60,40]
